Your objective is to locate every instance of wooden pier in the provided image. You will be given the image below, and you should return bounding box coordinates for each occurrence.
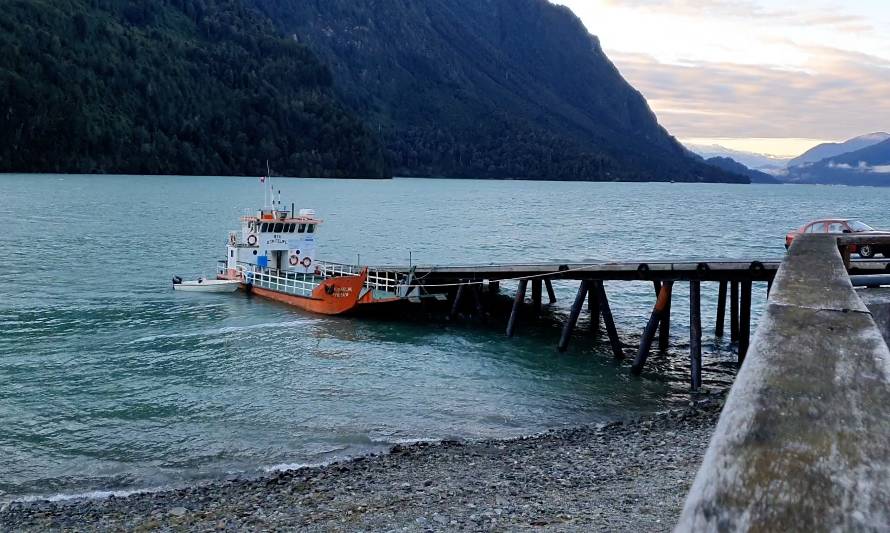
[368,257,890,390]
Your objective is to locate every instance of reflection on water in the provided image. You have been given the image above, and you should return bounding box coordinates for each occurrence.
[1,175,887,500]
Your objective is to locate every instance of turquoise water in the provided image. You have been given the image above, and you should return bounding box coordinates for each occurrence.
[2,175,889,501]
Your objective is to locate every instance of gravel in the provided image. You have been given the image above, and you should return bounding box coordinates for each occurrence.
[0,397,722,532]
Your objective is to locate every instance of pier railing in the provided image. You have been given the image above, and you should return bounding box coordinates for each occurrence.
[676,233,890,531]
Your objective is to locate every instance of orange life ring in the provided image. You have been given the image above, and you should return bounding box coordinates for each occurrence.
[246,234,258,246]
[289,255,300,266]
[301,257,312,268]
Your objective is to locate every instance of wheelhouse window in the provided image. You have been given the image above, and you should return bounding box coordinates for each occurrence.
[260,223,269,232]
[307,224,315,234]
[298,224,307,233]
[287,223,295,232]
[274,223,283,233]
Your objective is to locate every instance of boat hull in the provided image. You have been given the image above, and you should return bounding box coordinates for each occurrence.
[174,280,241,293]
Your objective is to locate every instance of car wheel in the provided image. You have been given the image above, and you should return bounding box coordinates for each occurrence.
[859,245,875,259]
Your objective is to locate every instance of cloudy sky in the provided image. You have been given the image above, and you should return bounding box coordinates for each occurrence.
[552,0,890,157]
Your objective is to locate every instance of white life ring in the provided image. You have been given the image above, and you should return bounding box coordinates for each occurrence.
[301,257,312,268]
[246,234,258,246]
[289,255,300,266]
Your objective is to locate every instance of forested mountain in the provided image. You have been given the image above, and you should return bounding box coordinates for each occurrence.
[785,139,890,186]
[246,0,746,183]
[0,0,387,177]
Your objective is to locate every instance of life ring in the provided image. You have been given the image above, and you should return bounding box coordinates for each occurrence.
[289,255,300,266]
[301,257,312,268]
[246,234,258,246]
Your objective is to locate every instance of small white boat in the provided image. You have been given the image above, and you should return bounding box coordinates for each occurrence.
[172,276,240,293]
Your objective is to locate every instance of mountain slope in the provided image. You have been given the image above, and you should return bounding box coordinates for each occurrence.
[705,157,780,184]
[248,0,746,183]
[785,139,890,186]
[0,0,387,177]
[788,133,890,168]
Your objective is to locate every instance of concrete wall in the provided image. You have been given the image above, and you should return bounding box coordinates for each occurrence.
[676,234,890,531]
[858,288,890,346]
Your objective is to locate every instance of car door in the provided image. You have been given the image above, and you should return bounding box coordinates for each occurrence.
[826,221,846,234]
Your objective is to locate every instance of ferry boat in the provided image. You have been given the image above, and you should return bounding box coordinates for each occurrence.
[216,175,424,315]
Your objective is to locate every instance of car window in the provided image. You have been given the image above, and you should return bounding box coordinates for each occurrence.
[827,222,845,233]
[805,223,822,233]
[848,220,875,232]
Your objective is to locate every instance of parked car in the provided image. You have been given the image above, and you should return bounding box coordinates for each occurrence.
[785,219,890,258]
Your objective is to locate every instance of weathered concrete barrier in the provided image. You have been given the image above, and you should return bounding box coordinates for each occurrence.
[676,234,890,531]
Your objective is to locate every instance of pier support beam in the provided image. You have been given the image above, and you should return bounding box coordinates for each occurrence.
[659,281,673,351]
[488,281,500,294]
[532,279,542,315]
[689,281,702,389]
[739,280,752,363]
[596,281,624,359]
[558,281,590,352]
[730,281,740,343]
[716,281,727,337]
[471,284,486,323]
[506,280,528,338]
[449,283,465,320]
[589,283,601,333]
[632,282,673,374]
[544,279,557,304]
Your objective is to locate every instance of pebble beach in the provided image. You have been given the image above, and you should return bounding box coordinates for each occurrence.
[1,397,721,532]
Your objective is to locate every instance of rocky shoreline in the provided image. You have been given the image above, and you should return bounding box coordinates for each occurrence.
[1,398,722,532]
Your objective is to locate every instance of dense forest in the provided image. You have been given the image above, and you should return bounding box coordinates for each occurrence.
[249,0,746,183]
[0,0,388,177]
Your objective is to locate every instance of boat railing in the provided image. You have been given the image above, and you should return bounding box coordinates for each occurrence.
[217,260,403,296]
[217,262,317,298]
[317,261,401,294]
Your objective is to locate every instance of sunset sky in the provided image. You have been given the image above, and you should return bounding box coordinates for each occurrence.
[552,0,890,157]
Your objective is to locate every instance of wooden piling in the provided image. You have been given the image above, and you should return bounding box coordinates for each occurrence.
[449,283,465,320]
[596,281,624,359]
[739,280,752,364]
[730,281,740,343]
[689,281,702,389]
[558,281,590,352]
[632,282,673,374]
[506,280,528,338]
[532,279,542,315]
[716,281,727,337]
[545,279,557,304]
[658,281,673,351]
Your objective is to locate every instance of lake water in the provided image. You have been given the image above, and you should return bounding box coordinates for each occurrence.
[2,174,888,501]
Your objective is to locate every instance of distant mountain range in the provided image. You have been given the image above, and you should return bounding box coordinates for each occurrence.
[0,0,746,183]
[788,133,890,168]
[785,138,890,186]
[686,144,789,174]
[691,132,890,187]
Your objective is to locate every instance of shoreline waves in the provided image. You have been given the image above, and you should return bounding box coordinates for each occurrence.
[1,397,722,532]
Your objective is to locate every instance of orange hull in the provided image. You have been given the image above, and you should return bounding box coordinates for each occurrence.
[248,270,369,315]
